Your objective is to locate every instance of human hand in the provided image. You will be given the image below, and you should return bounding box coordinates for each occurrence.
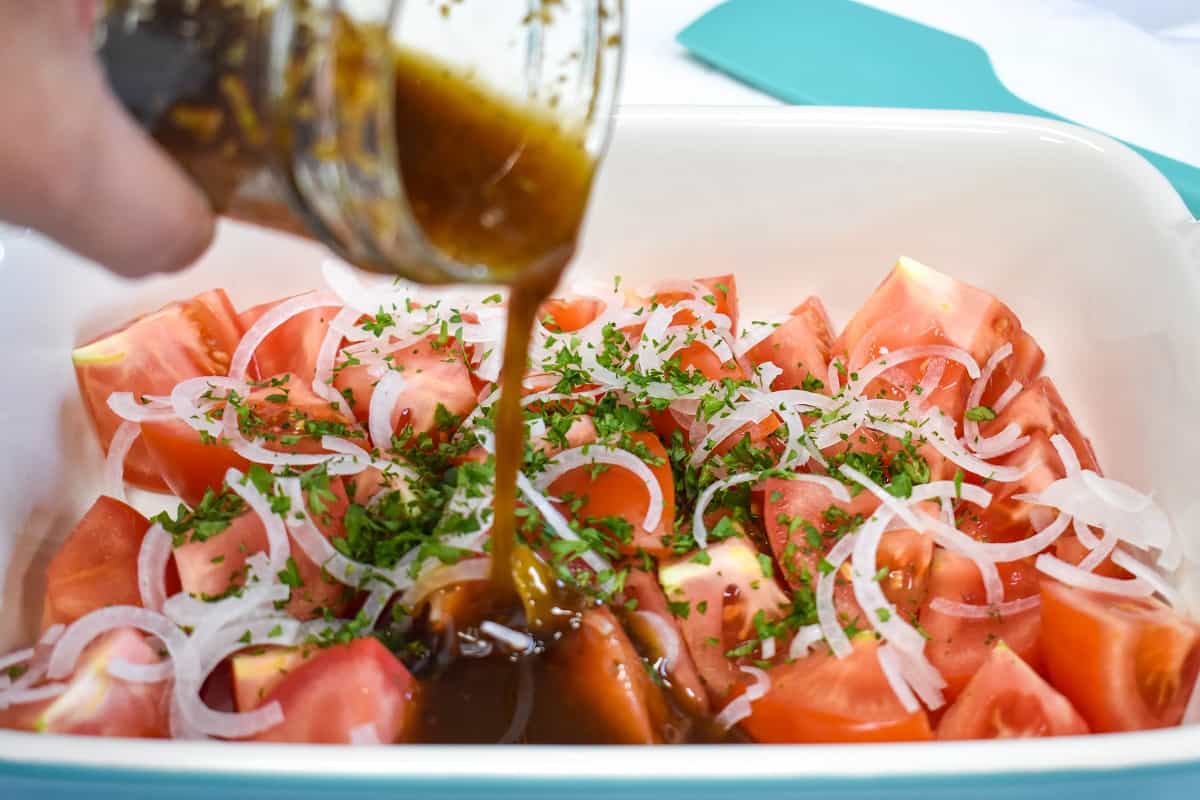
[0,1,214,276]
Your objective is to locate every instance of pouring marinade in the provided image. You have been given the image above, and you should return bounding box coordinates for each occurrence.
[3,257,1197,743]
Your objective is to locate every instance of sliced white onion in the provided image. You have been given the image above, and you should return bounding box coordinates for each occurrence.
[480,621,535,655]
[533,446,663,533]
[312,306,360,417]
[903,411,1033,483]
[692,473,758,549]
[137,523,173,613]
[850,509,926,654]
[632,304,677,373]
[224,468,290,577]
[1016,472,1171,552]
[1078,526,1120,573]
[0,648,33,674]
[632,610,681,672]
[170,376,247,438]
[1185,668,1200,725]
[787,624,825,660]
[909,480,992,508]
[760,637,776,660]
[47,606,284,739]
[912,358,946,413]
[993,381,1023,414]
[398,557,493,612]
[0,683,67,707]
[892,647,947,711]
[1036,554,1154,597]
[106,658,172,683]
[817,533,858,659]
[915,513,1005,605]
[847,345,980,397]
[1110,549,1182,607]
[367,370,407,451]
[962,344,1020,455]
[838,464,922,530]
[229,290,340,382]
[1050,433,1082,477]
[1072,517,1100,549]
[713,665,771,731]
[106,392,175,422]
[103,421,141,502]
[928,594,1042,619]
[877,643,921,713]
[1081,471,1152,514]
[732,317,789,359]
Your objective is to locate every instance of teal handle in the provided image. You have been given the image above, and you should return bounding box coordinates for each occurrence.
[677,0,1200,217]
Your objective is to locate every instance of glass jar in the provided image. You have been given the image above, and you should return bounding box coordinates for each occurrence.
[94,0,624,286]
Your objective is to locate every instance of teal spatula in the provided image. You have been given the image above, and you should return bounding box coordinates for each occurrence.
[677,0,1200,217]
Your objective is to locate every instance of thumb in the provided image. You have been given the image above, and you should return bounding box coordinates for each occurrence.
[0,4,216,277]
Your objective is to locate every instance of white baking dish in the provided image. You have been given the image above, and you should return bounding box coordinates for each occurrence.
[0,107,1197,797]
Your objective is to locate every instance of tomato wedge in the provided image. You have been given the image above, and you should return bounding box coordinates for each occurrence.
[659,537,791,702]
[0,629,168,737]
[918,548,1042,700]
[621,567,710,717]
[42,497,179,628]
[73,289,244,491]
[540,296,604,333]
[835,258,1043,421]
[982,377,1099,470]
[334,335,477,448]
[172,478,353,619]
[649,274,739,330]
[141,375,362,505]
[740,637,933,743]
[239,297,338,384]
[747,296,834,392]
[533,607,671,744]
[231,647,311,711]
[247,637,418,744]
[548,431,675,556]
[1039,580,1200,732]
[761,479,933,619]
[937,642,1089,740]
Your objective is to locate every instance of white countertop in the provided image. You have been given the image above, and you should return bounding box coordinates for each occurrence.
[620,0,1200,167]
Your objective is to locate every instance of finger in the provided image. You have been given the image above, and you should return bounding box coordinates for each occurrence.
[0,3,216,276]
[38,81,219,277]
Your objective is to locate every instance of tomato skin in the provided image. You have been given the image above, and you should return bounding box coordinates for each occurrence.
[1053,533,1128,579]
[835,259,1043,422]
[534,607,670,744]
[918,549,1042,700]
[982,376,1099,472]
[540,296,604,332]
[937,642,1089,740]
[43,497,180,628]
[741,637,933,743]
[0,629,168,737]
[549,431,675,556]
[73,289,244,491]
[621,568,710,717]
[238,298,337,385]
[140,419,251,507]
[747,296,834,392]
[649,274,739,331]
[333,336,477,448]
[247,637,418,744]
[1039,580,1200,732]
